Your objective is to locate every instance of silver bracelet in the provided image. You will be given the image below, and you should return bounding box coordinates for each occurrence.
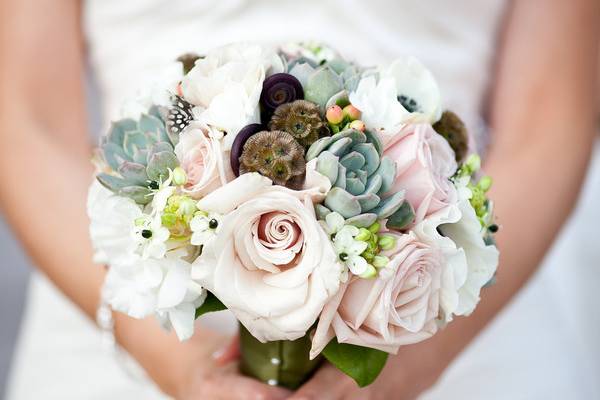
[96,285,148,382]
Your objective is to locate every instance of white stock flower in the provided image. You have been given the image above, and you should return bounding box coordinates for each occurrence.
[87,181,142,266]
[412,188,499,322]
[88,181,206,340]
[104,253,206,340]
[181,43,284,150]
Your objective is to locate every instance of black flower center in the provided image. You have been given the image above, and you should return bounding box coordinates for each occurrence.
[141,229,153,239]
[398,95,420,113]
[148,181,159,190]
[209,219,219,229]
[339,252,349,262]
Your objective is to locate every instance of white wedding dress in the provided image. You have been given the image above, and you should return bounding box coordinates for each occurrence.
[6,1,600,399]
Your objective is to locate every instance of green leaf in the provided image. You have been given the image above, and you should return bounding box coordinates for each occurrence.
[322,339,389,387]
[195,292,227,319]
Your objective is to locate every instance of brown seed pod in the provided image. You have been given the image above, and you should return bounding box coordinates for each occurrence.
[239,130,306,189]
[269,100,329,148]
[433,110,469,162]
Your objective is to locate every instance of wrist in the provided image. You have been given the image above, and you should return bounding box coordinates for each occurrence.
[113,313,185,397]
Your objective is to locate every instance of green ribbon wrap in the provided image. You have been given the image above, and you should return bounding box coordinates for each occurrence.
[239,324,324,390]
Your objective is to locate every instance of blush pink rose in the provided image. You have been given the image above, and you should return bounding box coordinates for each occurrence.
[192,173,342,342]
[174,121,234,198]
[310,231,442,358]
[383,124,457,224]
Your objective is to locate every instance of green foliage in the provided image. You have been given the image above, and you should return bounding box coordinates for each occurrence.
[195,292,227,319]
[322,339,389,388]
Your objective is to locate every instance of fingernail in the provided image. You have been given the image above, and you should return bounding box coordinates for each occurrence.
[211,347,225,360]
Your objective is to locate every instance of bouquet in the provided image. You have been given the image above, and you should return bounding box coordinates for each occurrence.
[88,42,499,389]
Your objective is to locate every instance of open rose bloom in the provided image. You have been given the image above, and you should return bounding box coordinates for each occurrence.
[88,42,499,389]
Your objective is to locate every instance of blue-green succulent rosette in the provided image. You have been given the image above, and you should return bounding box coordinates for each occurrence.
[87,42,499,390]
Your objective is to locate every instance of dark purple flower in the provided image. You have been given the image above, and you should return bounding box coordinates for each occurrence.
[260,73,304,112]
[230,123,264,176]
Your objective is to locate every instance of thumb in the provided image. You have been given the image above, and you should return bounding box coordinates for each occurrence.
[287,364,353,400]
[211,335,241,366]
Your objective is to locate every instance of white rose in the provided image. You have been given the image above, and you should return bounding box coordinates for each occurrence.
[192,173,343,341]
[174,121,235,198]
[412,188,499,321]
[181,43,284,150]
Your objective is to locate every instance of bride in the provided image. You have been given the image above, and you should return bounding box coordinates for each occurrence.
[2,0,599,398]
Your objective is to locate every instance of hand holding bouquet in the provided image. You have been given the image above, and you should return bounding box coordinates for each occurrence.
[88,42,499,389]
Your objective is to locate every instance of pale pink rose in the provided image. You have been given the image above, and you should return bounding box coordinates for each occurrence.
[310,231,442,358]
[174,121,234,198]
[192,173,342,341]
[383,124,457,224]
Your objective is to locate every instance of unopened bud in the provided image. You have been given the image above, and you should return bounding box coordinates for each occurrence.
[378,235,396,250]
[478,176,492,192]
[349,120,366,132]
[372,255,390,268]
[343,104,361,121]
[368,222,380,234]
[359,264,377,279]
[326,105,344,125]
[173,167,187,186]
[355,228,371,241]
[465,154,481,173]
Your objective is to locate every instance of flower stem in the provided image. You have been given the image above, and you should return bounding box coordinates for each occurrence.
[239,323,323,390]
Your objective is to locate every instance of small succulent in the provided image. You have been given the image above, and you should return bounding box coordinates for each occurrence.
[285,57,365,110]
[433,110,469,162]
[239,130,306,189]
[269,100,329,148]
[97,106,179,205]
[307,129,413,229]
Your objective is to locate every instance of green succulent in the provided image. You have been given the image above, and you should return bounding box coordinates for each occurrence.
[307,129,414,230]
[97,106,179,205]
[285,57,365,109]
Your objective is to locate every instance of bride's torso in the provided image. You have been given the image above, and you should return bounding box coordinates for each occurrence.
[8,1,600,399]
[83,0,505,141]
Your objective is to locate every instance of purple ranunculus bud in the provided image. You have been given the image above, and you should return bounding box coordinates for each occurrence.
[260,73,304,112]
[230,123,264,176]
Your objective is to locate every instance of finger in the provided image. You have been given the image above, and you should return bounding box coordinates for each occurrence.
[287,364,354,400]
[202,373,291,400]
[212,334,241,366]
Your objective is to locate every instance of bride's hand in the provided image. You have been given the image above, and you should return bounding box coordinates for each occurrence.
[115,314,290,400]
[287,339,443,400]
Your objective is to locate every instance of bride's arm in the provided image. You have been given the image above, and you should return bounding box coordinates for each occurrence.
[0,1,289,399]
[290,1,600,398]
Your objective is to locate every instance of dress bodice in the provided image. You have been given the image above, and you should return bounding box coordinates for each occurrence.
[83,0,506,144]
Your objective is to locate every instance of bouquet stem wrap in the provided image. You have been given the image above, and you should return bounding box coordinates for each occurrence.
[239,323,323,389]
